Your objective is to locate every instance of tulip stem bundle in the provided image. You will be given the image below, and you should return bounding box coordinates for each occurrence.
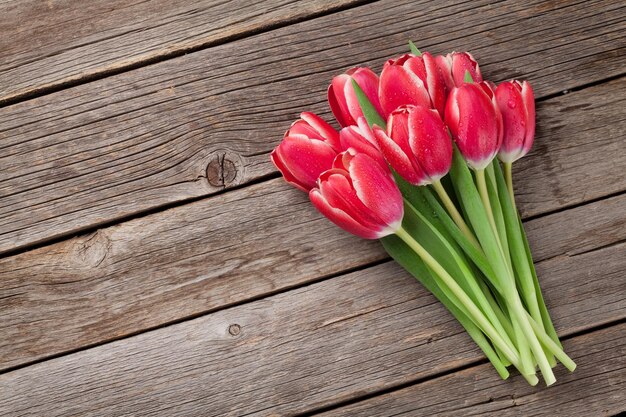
[431,180,480,249]
[271,44,575,387]
[395,226,521,369]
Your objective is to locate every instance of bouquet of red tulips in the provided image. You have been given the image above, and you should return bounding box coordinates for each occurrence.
[271,44,576,386]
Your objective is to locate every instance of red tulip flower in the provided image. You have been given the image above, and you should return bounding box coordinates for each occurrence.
[271,112,340,192]
[339,117,385,164]
[496,80,536,163]
[328,67,384,127]
[309,150,404,239]
[436,52,483,89]
[373,105,452,185]
[445,83,502,170]
[379,53,448,118]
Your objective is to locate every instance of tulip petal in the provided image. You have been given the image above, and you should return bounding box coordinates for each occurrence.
[328,76,351,127]
[379,63,431,118]
[422,52,448,117]
[496,81,527,162]
[310,188,382,239]
[451,52,483,86]
[340,125,383,163]
[403,55,427,81]
[407,107,452,182]
[356,117,377,146]
[300,111,341,150]
[287,120,323,139]
[348,153,404,229]
[319,171,387,230]
[435,54,455,90]
[271,135,337,191]
[446,84,499,170]
[520,81,536,156]
[373,125,424,185]
[346,68,384,123]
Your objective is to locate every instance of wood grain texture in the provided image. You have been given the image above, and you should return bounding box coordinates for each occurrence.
[524,192,626,263]
[0,0,363,103]
[321,324,626,417]
[1,0,624,254]
[1,167,624,372]
[0,244,624,416]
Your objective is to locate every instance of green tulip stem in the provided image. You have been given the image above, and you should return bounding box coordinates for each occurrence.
[394,226,523,372]
[431,180,481,251]
[475,169,503,252]
[503,162,516,211]
[525,310,577,372]
[476,167,556,385]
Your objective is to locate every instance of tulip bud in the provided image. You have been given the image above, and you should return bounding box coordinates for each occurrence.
[271,112,340,192]
[445,83,502,170]
[373,105,452,186]
[328,67,384,127]
[379,53,448,118]
[496,80,536,163]
[309,150,404,239]
[339,117,385,164]
[436,52,483,89]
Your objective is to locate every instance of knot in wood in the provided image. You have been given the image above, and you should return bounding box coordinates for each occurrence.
[206,153,238,188]
[228,324,241,336]
[74,230,110,268]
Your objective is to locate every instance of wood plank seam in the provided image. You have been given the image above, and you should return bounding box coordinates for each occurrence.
[1,249,622,414]
[0,255,389,376]
[297,318,626,416]
[311,323,626,416]
[0,0,377,108]
[0,170,281,261]
[523,187,626,223]
[0,219,621,376]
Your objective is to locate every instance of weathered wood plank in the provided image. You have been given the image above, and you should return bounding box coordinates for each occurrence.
[524,192,626,263]
[514,78,626,218]
[0,178,386,371]
[321,324,626,417]
[0,244,623,416]
[1,0,624,254]
[0,173,624,371]
[0,0,363,103]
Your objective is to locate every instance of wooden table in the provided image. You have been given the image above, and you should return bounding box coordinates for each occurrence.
[1,1,624,415]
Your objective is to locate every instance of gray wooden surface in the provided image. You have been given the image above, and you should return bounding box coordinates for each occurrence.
[1,0,624,255]
[320,325,626,416]
[0,0,363,103]
[0,0,624,416]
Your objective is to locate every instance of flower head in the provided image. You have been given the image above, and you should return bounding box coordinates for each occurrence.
[496,80,535,163]
[379,52,448,117]
[445,83,502,170]
[328,67,383,127]
[271,112,340,191]
[309,150,404,239]
[373,105,452,185]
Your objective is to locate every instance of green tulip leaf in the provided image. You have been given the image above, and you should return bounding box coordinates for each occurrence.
[408,40,422,56]
[351,78,386,129]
